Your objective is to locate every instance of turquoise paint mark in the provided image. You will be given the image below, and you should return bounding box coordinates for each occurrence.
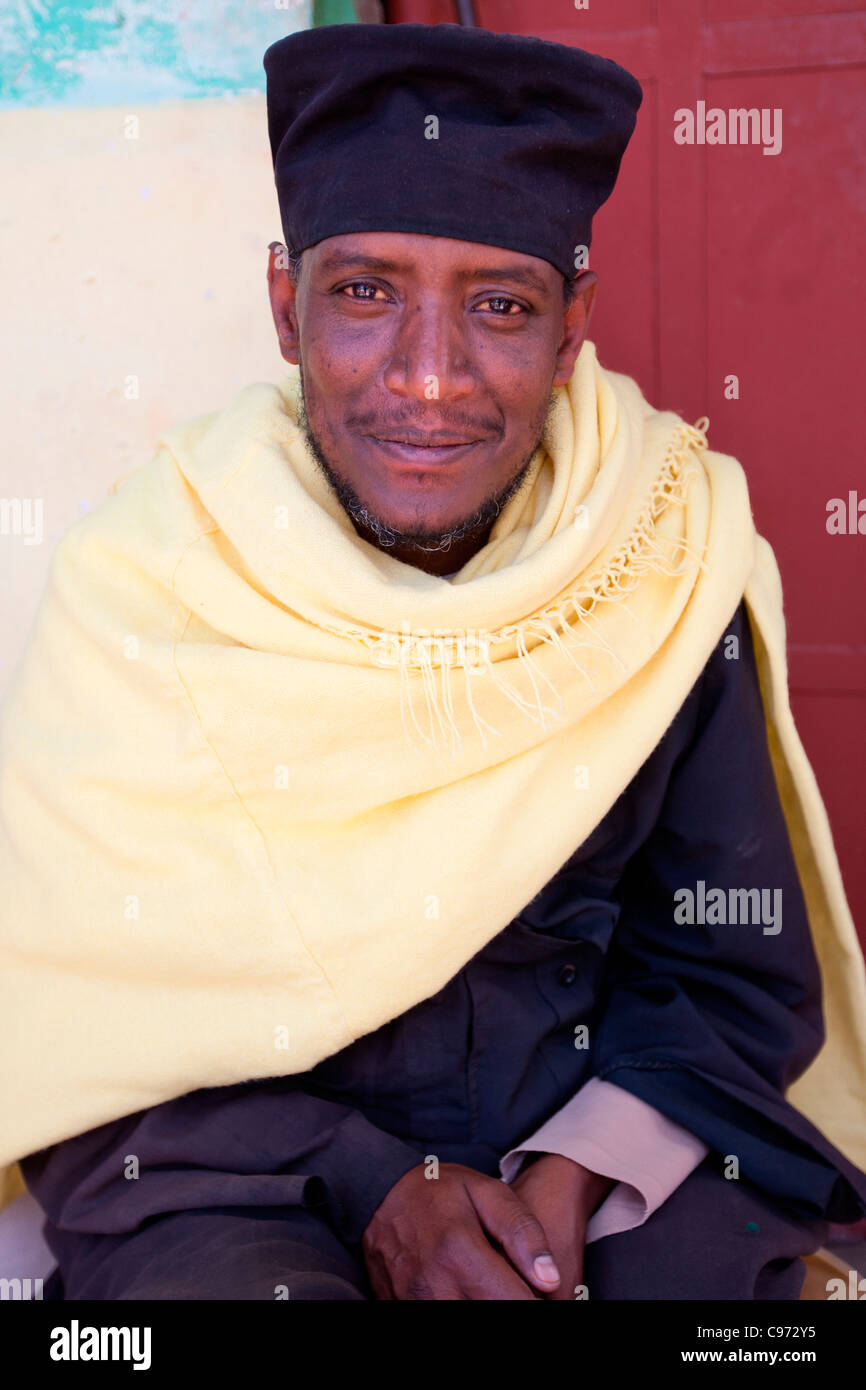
[0,0,312,110]
[313,0,359,22]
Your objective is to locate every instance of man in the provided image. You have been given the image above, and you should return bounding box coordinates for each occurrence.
[4,22,866,1302]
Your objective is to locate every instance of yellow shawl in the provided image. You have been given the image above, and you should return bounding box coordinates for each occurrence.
[2,340,865,1211]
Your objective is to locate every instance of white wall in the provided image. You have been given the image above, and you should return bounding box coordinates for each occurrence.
[0,95,287,694]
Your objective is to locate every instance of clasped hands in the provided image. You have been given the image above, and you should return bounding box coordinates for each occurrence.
[361,1152,614,1300]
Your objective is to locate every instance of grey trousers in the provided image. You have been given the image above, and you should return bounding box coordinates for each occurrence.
[49,1155,828,1301]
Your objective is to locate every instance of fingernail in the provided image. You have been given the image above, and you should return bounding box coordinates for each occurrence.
[533,1255,560,1283]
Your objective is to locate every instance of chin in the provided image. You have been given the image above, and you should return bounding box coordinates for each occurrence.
[381,508,475,543]
[369,491,478,533]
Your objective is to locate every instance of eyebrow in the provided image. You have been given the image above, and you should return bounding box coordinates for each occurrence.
[316,251,550,295]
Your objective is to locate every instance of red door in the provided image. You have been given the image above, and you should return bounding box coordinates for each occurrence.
[388,0,866,952]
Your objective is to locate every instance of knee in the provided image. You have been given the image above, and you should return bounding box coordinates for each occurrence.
[583,1159,822,1301]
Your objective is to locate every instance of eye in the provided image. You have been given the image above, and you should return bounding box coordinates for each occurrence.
[337,281,389,301]
[476,295,526,317]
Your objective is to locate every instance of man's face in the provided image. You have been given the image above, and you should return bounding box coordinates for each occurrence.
[268,231,597,574]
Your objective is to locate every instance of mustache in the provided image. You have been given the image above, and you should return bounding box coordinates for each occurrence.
[349,413,502,441]
[298,356,505,442]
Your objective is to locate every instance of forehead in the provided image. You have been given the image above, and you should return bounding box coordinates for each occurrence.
[308,231,559,295]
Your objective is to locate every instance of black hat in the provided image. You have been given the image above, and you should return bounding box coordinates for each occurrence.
[263,22,642,280]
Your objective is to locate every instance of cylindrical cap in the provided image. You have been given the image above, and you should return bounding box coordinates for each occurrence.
[263,22,642,279]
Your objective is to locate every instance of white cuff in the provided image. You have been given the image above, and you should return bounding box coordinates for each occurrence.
[499,1077,709,1245]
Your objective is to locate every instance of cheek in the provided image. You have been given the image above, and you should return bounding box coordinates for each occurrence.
[500,392,551,453]
[484,344,554,413]
[299,361,354,437]
[303,319,362,373]
[304,347,381,428]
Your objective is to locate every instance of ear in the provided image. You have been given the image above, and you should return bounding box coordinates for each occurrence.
[267,242,300,364]
[552,271,599,387]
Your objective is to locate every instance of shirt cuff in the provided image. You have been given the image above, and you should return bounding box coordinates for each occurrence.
[499,1077,709,1245]
[317,1110,429,1247]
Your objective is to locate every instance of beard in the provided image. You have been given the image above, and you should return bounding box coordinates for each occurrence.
[295,356,555,557]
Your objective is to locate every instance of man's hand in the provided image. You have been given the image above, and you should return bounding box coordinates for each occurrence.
[360,1161,565,1300]
[509,1152,616,1300]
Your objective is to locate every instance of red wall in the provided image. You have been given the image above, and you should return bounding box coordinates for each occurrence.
[387,0,866,952]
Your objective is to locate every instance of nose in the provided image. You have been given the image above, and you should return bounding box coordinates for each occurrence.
[382,296,476,404]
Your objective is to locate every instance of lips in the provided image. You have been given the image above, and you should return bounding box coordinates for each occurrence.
[364,433,483,468]
[376,432,477,446]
